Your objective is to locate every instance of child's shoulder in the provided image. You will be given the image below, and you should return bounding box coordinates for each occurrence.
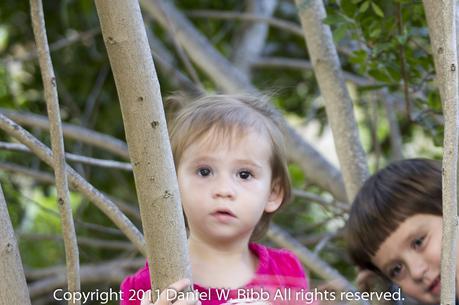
[250,243,306,277]
[121,262,150,292]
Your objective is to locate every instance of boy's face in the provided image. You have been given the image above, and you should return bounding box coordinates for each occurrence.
[176,129,283,244]
[371,214,457,304]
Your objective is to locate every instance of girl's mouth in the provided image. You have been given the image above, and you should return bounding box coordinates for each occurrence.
[211,209,236,222]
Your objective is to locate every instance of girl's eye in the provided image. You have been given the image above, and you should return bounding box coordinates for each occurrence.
[238,170,253,180]
[412,236,425,249]
[197,167,212,177]
[389,263,403,279]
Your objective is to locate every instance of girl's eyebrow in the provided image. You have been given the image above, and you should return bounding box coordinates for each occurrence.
[233,159,263,169]
[188,156,216,164]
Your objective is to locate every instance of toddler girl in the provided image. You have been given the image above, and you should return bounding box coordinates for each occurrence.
[121,95,310,305]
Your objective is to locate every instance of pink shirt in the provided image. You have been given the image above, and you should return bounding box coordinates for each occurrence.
[120,243,309,305]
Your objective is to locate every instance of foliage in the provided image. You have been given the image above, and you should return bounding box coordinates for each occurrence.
[0,0,446,303]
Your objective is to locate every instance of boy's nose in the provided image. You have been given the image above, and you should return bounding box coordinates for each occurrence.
[408,258,428,282]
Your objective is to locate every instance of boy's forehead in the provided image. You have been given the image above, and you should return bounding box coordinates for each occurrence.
[372,214,441,269]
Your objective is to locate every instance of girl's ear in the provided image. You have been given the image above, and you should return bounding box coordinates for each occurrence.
[265,180,284,213]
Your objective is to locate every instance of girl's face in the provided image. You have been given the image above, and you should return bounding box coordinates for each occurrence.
[371,214,459,304]
[176,129,283,245]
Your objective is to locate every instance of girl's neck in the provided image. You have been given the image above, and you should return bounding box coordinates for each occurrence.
[188,233,251,257]
[188,234,258,289]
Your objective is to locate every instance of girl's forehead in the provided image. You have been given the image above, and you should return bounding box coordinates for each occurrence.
[193,125,270,149]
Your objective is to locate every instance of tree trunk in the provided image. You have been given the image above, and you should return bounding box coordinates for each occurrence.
[0,185,32,305]
[94,0,191,299]
[423,1,458,304]
[294,0,369,201]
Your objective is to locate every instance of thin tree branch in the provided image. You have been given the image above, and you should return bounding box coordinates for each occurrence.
[0,142,132,171]
[231,0,277,76]
[30,1,80,302]
[146,28,204,96]
[19,234,134,253]
[267,224,358,294]
[292,188,349,212]
[3,29,100,64]
[0,161,55,184]
[396,3,412,120]
[28,258,145,299]
[0,108,129,159]
[252,56,376,87]
[0,161,141,221]
[382,95,403,161]
[0,114,146,255]
[185,9,304,37]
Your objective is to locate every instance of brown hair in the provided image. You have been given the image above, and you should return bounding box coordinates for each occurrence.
[346,158,442,272]
[167,94,291,240]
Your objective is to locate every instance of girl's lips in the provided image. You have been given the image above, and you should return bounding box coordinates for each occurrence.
[428,276,441,295]
[211,209,236,223]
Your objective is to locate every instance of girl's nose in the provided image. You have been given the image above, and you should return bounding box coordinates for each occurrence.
[212,175,236,199]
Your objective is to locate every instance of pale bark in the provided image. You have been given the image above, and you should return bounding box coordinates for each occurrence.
[95,0,191,298]
[0,114,146,254]
[140,0,348,202]
[30,1,80,303]
[295,0,369,201]
[231,0,277,76]
[423,1,458,303]
[0,108,129,159]
[0,185,32,305]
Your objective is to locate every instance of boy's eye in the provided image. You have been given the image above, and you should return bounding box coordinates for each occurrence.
[197,167,212,177]
[238,170,253,180]
[389,263,403,279]
[412,236,425,249]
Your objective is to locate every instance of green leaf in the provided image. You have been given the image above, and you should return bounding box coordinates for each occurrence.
[333,25,348,43]
[371,2,384,17]
[369,27,381,38]
[323,14,346,26]
[368,67,392,82]
[359,1,370,13]
[341,0,358,17]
